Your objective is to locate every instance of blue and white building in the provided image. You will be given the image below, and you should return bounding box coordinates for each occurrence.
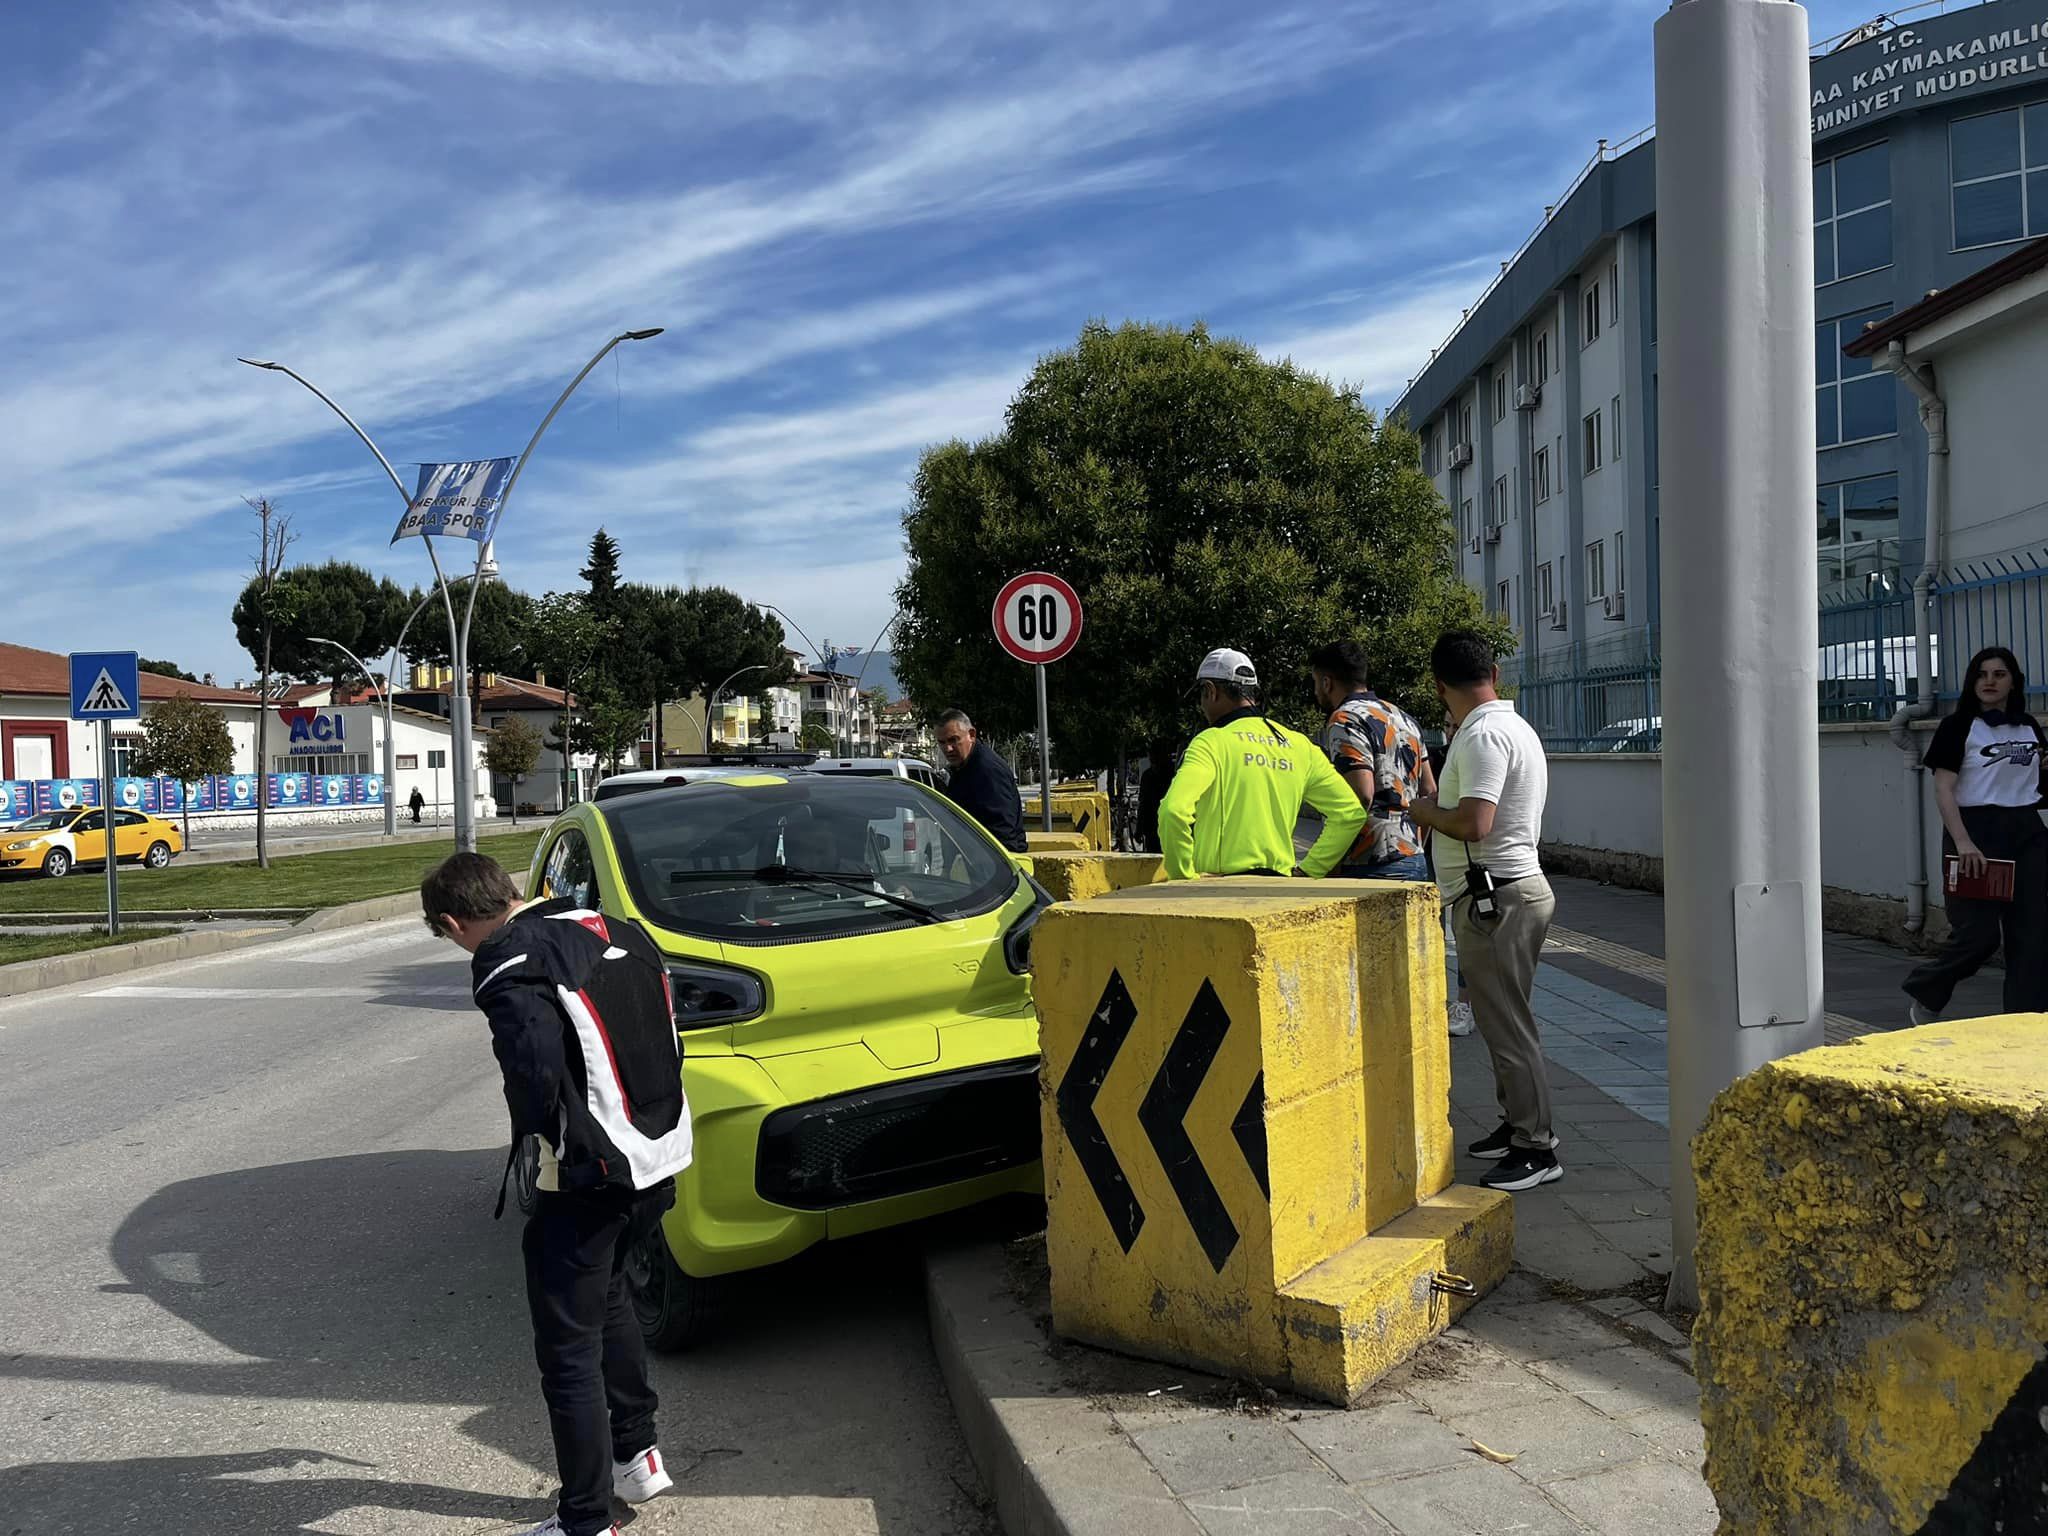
[1394,0,2048,744]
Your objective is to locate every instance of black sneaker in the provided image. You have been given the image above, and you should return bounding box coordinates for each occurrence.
[1482,1147,1563,1191]
[1466,1123,1516,1160]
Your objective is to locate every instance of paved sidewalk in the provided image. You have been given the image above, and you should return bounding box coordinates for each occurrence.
[930,874,2014,1535]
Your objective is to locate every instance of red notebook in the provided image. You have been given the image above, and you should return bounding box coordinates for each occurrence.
[1944,855,2016,902]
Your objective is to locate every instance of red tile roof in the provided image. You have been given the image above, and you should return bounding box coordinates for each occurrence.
[0,643,260,705]
[401,674,574,708]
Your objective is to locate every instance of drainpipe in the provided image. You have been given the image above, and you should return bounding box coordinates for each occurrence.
[1882,339,1947,933]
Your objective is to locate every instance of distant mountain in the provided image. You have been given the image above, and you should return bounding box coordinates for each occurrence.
[840,649,903,701]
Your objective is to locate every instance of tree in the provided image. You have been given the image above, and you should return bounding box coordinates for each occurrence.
[799,716,835,752]
[484,715,544,826]
[139,658,198,683]
[232,562,411,686]
[131,693,235,847]
[528,591,603,802]
[580,529,623,619]
[891,321,1509,765]
[244,497,296,869]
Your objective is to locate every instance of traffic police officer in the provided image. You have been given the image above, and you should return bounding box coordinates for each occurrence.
[1158,649,1367,880]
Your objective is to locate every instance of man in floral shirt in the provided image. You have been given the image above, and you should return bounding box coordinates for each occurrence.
[1309,640,1433,881]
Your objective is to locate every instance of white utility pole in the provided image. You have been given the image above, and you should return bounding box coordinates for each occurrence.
[1656,0,1825,1311]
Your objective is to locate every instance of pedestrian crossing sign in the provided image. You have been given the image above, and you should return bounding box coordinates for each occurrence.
[69,651,141,720]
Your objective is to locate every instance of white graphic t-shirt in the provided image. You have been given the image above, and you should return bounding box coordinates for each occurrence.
[1923,711,2046,809]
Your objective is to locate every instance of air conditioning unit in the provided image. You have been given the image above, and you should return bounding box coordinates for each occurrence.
[1602,590,1627,620]
[1468,536,1484,555]
[1484,522,1503,545]
[1449,442,1474,469]
[1515,382,1542,411]
[1548,603,1569,631]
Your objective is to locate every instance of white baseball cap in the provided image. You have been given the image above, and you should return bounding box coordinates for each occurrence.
[1195,648,1259,687]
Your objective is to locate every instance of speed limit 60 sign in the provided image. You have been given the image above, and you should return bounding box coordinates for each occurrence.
[993,571,1083,664]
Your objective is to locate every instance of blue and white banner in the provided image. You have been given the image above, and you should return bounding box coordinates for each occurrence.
[390,457,515,545]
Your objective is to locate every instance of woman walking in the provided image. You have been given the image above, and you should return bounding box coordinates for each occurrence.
[1903,646,2048,1023]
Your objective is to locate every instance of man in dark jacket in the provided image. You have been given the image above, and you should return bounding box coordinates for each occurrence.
[934,708,1029,852]
[423,851,688,1536]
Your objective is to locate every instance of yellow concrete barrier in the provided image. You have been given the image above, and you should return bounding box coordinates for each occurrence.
[1023,789,1113,851]
[1024,830,1091,853]
[1028,852,1162,904]
[1033,878,1513,1405]
[1694,1016,2048,1535]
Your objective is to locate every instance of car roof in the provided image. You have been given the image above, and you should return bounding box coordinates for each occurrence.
[808,757,936,772]
[592,766,804,801]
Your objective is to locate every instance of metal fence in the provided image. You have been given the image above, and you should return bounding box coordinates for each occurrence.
[1508,551,2048,753]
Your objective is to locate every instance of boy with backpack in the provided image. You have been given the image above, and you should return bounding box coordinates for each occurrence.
[421,852,693,1536]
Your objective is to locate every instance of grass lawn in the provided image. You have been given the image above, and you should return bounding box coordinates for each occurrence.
[0,928,179,965]
[0,831,544,916]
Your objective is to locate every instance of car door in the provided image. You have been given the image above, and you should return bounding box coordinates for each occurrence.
[540,827,600,909]
[114,810,152,860]
[69,809,109,865]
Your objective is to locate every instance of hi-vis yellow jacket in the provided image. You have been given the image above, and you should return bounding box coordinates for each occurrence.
[1157,708,1368,880]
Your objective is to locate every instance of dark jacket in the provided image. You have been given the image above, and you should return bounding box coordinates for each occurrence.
[941,740,1028,852]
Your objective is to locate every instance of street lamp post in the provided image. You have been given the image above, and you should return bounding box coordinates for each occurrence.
[708,664,768,749]
[240,326,662,853]
[748,601,841,755]
[307,636,395,835]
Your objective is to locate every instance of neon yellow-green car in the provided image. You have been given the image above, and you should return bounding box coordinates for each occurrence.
[523,771,1048,1348]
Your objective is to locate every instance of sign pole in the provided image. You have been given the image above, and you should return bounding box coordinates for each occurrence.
[101,719,119,938]
[1036,662,1052,831]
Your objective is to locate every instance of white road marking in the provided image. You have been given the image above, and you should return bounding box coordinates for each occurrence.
[90,984,470,1000]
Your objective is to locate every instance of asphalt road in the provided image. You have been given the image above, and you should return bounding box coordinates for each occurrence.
[0,920,1000,1535]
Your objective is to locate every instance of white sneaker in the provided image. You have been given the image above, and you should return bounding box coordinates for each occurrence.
[1448,1000,1476,1037]
[520,1519,617,1536]
[614,1447,675,1504]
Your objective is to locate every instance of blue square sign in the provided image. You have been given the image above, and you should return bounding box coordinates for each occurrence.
[70,651,141,720]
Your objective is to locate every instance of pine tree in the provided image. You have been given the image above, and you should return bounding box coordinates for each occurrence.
[580,529,622,619]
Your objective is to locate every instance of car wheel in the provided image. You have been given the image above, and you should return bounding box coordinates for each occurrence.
[145,842,172,870]
[512,1134,542,1216]
[42,849,71,879]
[627,1216,714,1352]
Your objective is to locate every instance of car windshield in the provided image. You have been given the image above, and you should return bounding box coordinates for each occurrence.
[604,777,1017,943]
[7,812,76,831]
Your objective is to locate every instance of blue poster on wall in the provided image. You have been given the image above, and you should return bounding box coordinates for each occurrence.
[157,779,184,812]
[1,781,32,821]
[268,773,311,809]
[113,777,151,813]
[219,775,258,810]
[35,779,99,812]
[360,774,384,804]
[188,778,215,812]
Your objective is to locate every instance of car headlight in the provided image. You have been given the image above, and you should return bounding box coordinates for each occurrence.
[1003,875,1056,974]
[4,839,37,852]
[666,961,766,1029]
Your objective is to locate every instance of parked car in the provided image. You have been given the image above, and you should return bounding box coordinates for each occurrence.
[805,758,947,874]
[0,806,184,878]
[522,771,1048,1348]
[592,764,810,803]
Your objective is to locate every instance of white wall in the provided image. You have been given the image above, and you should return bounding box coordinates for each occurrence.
[1543,723,1950,908]
[1928,297,2048,566]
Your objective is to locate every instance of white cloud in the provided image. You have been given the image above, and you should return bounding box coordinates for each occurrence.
[1261,267,1500,405]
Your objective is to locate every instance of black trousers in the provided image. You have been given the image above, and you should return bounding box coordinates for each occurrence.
[1904,804,2048,1016]
[522,1186,671,1535]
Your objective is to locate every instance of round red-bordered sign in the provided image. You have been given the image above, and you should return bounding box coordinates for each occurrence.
[992,571,1083,665]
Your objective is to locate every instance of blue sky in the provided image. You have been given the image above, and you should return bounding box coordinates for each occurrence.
[3,0,1885,684]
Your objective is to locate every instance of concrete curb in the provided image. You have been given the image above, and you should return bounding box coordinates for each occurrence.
[925,1240,1202,1536]
[0,908,315,926]
[0,892,421,999]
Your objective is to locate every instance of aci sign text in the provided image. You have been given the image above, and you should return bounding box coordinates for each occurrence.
[280,706,347,756]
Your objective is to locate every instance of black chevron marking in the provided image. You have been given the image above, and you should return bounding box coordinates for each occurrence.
[1232,1071,1269,1200]
[1055,970,1144,1251]
[1139,981,1239,1273]
[1911,1352,2048,1533]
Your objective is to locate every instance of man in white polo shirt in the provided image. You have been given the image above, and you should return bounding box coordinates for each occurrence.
[1409,629,1559,1192]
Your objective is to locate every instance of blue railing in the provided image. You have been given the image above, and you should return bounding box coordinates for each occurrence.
[1510,551,2048,752]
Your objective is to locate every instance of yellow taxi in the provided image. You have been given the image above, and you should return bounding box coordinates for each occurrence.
[0,806,185,878]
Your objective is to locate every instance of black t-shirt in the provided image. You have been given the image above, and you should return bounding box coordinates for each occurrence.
[940,740,1028,852]
[1923,711,2047,809]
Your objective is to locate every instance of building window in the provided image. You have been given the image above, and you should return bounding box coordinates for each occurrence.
[1492,370,1508,422]
[1814,141,1892,282]
[1581,284,1601,347]
[1554,435,1564,493]
[1533,446,1551,503]
[1817,472,1901,596]
[111,735,144,777]
[1496,580,1512,621]
[1462,497,1475,543]
[1586,540,1607,600]
[395,753,419,770]
[1582,409,1603,472]
[1817,305,1896,447]
[1610,395,1623,461]
[1614,531,1625,593]
[1537,560,1554,615]
[1950,104,2048,249]
[1607,260,1620,325]
[1535,328,1551,383]
[1489,474,1508,527]
[1458,402,1473,447]
[427,749,447,769]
